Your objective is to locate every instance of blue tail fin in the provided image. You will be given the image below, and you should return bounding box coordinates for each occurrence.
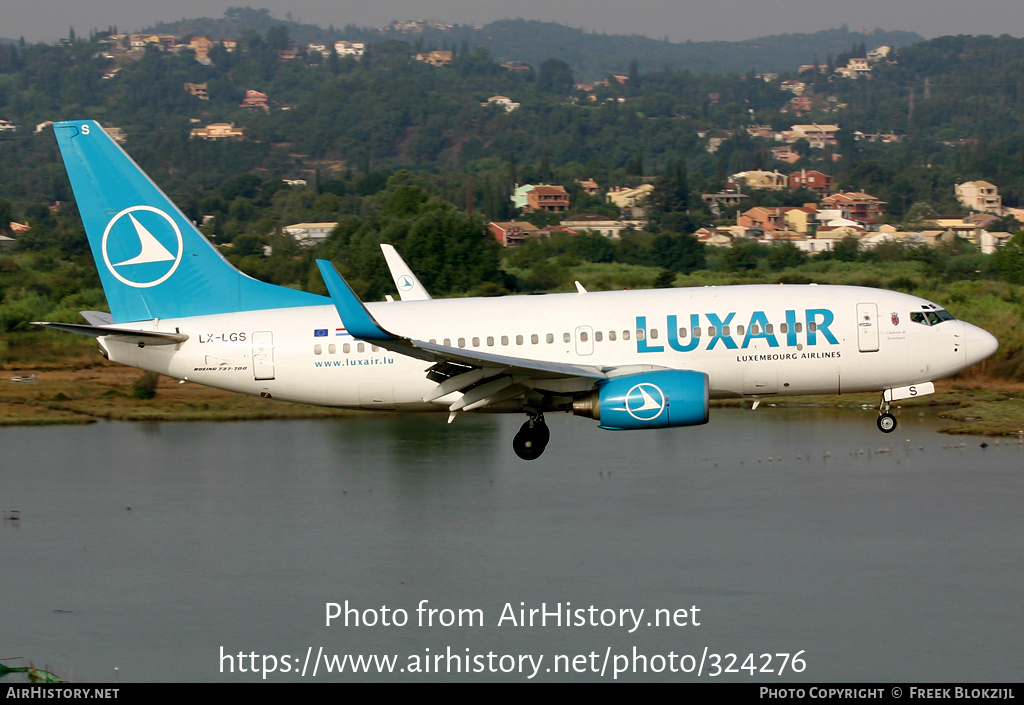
[54,120,325,323]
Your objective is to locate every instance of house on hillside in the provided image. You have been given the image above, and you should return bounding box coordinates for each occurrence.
[416,51,453,67]
[241,90,269,111]
[489,221,541,247]
[189,36,213,62]
[786,124,840,148]
[606,184,654,209]
[955,181,1002,215]
[729,170,787,191]
[559,215,645,239]
[334,41,366,58]
[283,222,337,245]
[821,191,886,221]
[190,123,245,140]
[482,95,520,112]
[788,169,833,195]
[184,82,209,100]
[512,184,571,213]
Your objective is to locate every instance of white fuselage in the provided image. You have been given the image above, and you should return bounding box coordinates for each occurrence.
[99,284,989,410]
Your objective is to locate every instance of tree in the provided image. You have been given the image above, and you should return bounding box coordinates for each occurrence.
[650,233,705,273]
[991,231,1024,283]
[723,240,768,271]
[537,58,574,96]
[767,242,808,271]
[649,161,690,224]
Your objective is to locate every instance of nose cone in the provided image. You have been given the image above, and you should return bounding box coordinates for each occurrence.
[965,322,999,365]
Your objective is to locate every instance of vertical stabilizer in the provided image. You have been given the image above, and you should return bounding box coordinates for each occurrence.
[53,120,325,323]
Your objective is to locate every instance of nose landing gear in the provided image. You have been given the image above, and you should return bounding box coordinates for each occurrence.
[513,412,550,460]
[877,395,897,433]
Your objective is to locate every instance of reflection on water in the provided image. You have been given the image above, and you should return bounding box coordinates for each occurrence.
[1,408,1022,682]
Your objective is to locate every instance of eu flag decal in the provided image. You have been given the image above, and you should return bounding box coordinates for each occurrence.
[314,329,328,337]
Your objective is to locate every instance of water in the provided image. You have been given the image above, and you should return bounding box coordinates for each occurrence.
[1,408,1022,682]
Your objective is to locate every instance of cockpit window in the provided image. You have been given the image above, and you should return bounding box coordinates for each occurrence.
[911,308,956,326]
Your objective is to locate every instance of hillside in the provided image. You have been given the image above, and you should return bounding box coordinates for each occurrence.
[145,8,923,80]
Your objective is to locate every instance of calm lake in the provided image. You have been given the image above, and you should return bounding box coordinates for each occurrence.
[1,407,1022,682]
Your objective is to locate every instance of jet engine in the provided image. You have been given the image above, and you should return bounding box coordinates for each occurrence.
[572,370,709,430]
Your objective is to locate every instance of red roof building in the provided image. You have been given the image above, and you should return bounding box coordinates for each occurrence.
[788,169,833,195]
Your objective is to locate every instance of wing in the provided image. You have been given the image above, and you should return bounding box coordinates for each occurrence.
[316,260,665,415]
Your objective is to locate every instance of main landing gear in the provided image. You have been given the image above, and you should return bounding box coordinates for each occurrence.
[513,412,550,461]
[877,395,897,433]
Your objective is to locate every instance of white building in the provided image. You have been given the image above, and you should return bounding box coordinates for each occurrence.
[955,181,1002,215]
[334,41,366,58]
[283,222,337,245]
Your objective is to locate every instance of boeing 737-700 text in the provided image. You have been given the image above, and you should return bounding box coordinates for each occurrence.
[37,120,1000,459]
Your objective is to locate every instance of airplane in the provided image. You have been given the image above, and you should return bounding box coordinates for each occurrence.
[36,119,1000,460]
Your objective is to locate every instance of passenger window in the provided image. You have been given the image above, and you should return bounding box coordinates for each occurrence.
[472,337,480,347]
[609,330,617,341]
[516,335,524,345]
[357,343,365,353]
[736,325,745,336]
[546,333,554,344]
[723,325,730,336]
[314,344,322,355]
[443,338,451,346]
[679,327,688,339]
[531,334,539,344]
[371,345,379,352]
[343,343,351,353]
[779,323,787,334]
[693,326,701,338]
[766,324,773,334]
[709,326,717,337]
[623,330,631,341]
[808,323,817,332]
[636,329,645,341]
[458,338,466,348]
[794,322,802,333]
[563,332,571,343]
[751,324,760,335]
[328,344,336,354]
[650,328,659,340]
[499,336,507,346]
[429,338,436,344]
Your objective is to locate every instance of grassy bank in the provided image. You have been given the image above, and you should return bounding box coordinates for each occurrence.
[2,356,1022,436]
[0,360,358,425]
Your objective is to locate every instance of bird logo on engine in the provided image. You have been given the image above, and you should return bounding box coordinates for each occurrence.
[623,383,667,422]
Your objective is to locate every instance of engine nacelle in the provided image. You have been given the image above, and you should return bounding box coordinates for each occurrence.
[572,370,709,430]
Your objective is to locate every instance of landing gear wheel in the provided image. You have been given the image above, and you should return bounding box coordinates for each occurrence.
[877,413,897,433]
[513,417,549,461]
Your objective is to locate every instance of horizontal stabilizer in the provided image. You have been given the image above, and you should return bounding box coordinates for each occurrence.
[34,321,188,346]
[80,310,114,326]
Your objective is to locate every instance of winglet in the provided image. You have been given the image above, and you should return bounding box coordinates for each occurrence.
[316,259,394,341]
[380,244,432,301]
